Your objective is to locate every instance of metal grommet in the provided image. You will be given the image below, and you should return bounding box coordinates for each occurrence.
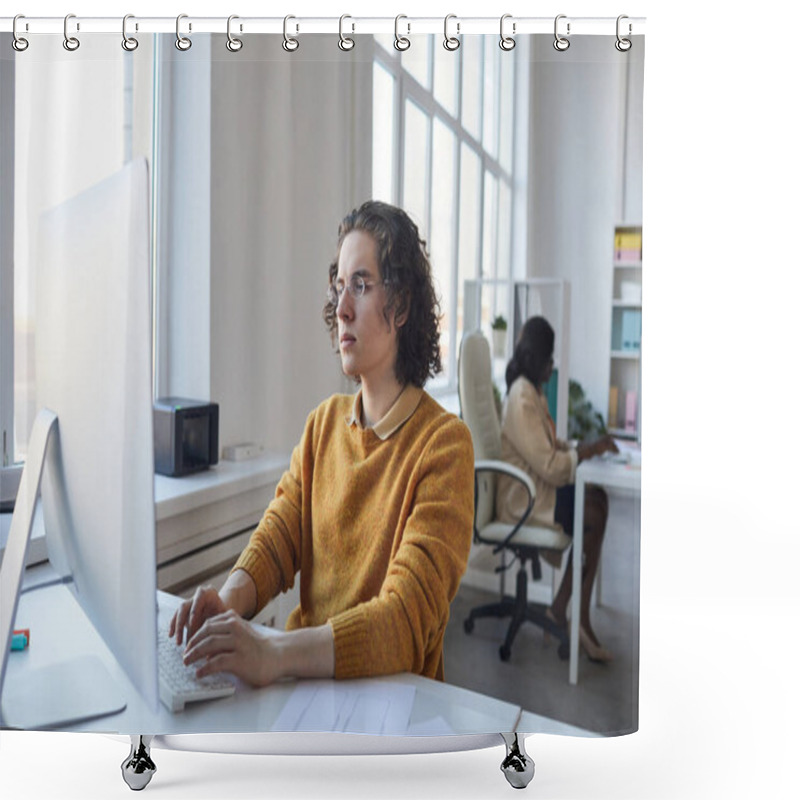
[226,15,243,52]
[63,13,80,52]
[443,14,460,51]
[283,15,299,52]
[553,14,570,52]
[122,14,139,51]
[394,14,410,51]
[12,14,29,52]
[499,14,515,51]
[338,14,355,51]
[175,14,192,51]
[615,15,632,52]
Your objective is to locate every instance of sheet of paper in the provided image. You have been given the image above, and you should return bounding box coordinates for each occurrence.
[272,680,416,735]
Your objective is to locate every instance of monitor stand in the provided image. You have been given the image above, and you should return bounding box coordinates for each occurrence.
[0,409,126,729]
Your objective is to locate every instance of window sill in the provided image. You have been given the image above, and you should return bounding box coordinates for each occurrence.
[1,453,291,577]
[154,452,288,521]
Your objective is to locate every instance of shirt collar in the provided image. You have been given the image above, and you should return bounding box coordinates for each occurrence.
[345,384,424,440]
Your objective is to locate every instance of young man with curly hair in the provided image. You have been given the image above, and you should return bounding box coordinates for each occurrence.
[170,201,474,686]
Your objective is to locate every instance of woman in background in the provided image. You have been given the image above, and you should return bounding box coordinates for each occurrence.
[496,316,617,662]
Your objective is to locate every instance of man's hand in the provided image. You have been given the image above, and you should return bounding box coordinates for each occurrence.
[168,585,229,646]
[182,609,282,687]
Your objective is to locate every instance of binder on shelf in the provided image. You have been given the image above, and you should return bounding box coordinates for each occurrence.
[614,230,642,262]
[608,385,619,430]
[625,391,638,433]
[621,310,642,351]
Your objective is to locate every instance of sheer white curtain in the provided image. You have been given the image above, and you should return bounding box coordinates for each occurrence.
[11,36,147,463]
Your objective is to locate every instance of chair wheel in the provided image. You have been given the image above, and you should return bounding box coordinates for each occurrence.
[499,644,511,662]
[464,618,475,634]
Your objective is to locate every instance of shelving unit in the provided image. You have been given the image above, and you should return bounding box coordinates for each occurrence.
[608,225,642,440]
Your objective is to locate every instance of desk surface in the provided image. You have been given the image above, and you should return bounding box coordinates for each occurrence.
[4,565,524,740]
[577,453,641,491]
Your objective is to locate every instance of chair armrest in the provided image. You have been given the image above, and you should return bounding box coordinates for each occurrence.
[474,459,535,499]
[473,459,536,554]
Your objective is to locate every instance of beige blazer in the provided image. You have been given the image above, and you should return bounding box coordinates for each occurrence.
[495,376,577,531]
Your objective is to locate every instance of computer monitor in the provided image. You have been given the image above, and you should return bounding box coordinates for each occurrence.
[0,158,158,728]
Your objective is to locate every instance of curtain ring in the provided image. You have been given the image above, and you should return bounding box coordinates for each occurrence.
[394,14,411,51]
[499,14,515,51]
[338,15,355,51]
[175,14,192,51]
[122,14,139,52]
[12,15,29,52]
[615,15,632,52]
[443,14,460,51]
[63,13,80,52]
[553,14,570,52]
[283,15,299,52]
[226,15,243,52]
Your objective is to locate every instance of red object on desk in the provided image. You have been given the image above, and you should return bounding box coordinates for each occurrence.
[13,628,30,646]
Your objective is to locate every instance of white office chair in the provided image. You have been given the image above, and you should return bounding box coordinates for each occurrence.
[457,330,572,662]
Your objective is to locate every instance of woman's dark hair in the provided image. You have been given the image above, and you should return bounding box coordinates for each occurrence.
[323,200,442,388]
[505,316,555,393]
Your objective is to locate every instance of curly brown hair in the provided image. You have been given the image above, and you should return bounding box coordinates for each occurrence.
[323,201,442,388]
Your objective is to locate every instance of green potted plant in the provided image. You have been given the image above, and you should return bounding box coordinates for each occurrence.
[490,315,507,358]
[567,379,608,441]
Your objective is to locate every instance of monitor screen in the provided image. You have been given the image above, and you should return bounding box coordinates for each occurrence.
[27,157,158,717]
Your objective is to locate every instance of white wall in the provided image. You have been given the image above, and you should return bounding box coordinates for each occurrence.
[208,36,373,454]
[527,36,644,415]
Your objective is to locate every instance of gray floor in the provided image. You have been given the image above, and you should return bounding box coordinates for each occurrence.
[442,491,640,736]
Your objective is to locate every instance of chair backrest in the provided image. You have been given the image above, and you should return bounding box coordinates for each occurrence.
[458,330,503,531]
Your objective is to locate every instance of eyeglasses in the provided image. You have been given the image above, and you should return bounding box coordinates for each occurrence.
[327,275,385,304]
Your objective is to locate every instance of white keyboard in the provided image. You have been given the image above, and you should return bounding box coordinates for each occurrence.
[158,625,236,713]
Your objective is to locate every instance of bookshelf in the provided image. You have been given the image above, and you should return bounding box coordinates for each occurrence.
[608,225,642,440]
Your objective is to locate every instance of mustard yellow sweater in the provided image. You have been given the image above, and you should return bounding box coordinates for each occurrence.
[232,388,474,681]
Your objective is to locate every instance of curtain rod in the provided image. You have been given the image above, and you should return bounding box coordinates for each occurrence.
[1,16,646,37]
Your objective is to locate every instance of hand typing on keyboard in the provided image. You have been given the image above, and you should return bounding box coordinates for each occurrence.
[169,573,334,688]
[169,582,288,687]
[182,609,285,687]
[169,585,230,646]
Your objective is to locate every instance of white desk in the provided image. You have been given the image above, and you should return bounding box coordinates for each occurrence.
[516,709,599,738]
[570,452,641,684]
[3,565,522,747]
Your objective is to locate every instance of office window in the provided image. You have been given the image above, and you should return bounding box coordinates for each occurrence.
[372,36,516,390]
[372,62,396,203]
[1,46,154,473]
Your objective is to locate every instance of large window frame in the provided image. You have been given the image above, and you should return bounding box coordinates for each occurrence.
[371,34,520,393]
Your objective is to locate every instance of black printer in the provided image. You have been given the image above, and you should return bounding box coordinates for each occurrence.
[153,397,219,477]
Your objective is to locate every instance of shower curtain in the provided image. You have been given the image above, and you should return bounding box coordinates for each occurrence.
[0,11,644,778]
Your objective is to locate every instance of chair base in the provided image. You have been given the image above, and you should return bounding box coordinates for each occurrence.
[464,566,569,662]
